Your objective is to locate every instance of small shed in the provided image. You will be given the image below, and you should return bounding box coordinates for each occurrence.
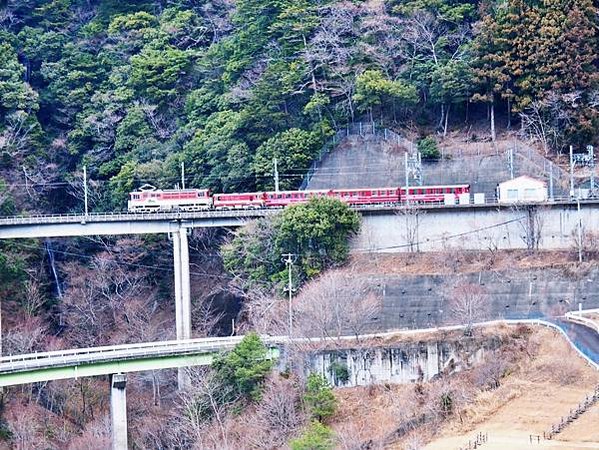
[497,176,548,203]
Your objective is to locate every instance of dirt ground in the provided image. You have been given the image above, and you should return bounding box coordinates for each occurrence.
[418,329,599,450]
[423,383,599,449]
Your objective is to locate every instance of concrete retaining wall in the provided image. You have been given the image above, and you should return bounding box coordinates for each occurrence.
[354,203,599,253]
[309,339,490,387]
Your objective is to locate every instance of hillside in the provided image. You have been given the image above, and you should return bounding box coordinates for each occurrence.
[1,0,598,216]
[1,0,599,449]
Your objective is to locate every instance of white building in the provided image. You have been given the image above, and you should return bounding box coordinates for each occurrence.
[497,176,548,203]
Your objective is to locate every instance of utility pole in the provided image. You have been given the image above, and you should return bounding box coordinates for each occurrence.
[577,198,583,263]
[549,161,554,200]
[274,157,280,193]
[507,147,514,180]
[83,165,89,217]
[570,145,575,197]
[282,253,295,338]
[181,161,186,190]
[589,145,595,193]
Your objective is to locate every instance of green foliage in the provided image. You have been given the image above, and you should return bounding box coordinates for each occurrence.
[253,128,324,190]
[129,46,192,103]
[417,136,441,160]
[222,217,279,286]
[328,361,349,384]
[290,421,335,450]
[354,70,418,115]
[304,373,337,422]
[212,333,274,401]
[222,198,360,290]
[0,179,15,216]
[275,197,361,280]
[2,0,599,212]
[0,43,39,115]
[108,161,137,209]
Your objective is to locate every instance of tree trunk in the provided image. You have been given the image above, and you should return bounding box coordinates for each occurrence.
[443,103,450,138]
[465,100,469,124]
[507,98,511,129]
[439,104,445,129]
[490,101,496,143]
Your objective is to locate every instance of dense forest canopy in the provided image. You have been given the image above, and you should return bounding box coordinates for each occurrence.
[0,0,598,212]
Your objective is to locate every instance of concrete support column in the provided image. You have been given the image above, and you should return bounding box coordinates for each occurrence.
[172,232,183,340]
[110,373,128,450]
[179,229,192,340]
[173,228,192,389]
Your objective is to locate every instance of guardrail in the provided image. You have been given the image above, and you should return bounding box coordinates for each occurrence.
[2,317,597,379]
[0,336,257,373]
[565,312,599,334]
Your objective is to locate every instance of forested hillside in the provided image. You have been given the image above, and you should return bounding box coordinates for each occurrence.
[0,0,597,213]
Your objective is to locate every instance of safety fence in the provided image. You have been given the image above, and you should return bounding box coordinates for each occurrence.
[300,121,413,190]
[458,431,488,450]
[544,385,599,440]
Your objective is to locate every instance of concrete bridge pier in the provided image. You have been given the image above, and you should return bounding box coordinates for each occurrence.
[172,228,192,389]
[110,373,128,450]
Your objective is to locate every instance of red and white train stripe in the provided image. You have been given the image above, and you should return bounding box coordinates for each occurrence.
[127,184,470,212]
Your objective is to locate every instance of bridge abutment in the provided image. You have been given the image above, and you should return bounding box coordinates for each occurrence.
[110,373,128,450]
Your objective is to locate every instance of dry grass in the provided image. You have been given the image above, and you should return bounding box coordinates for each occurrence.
[326,326,599,450]
[413,328,599,449]
[349,251,598,277]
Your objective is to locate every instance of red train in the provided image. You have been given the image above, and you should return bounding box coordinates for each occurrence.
[127,184,470,212]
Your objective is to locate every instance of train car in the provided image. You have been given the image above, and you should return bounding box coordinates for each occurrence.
[213,192,265,209]
[128,184,212,212]
[263,190,329,207]
[329,187,401,206]
[401,184,469,204]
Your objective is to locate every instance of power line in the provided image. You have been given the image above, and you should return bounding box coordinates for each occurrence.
[6,239,231,280]
[357,215,529,252]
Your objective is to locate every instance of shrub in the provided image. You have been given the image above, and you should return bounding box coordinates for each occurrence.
[417,136,441,160]
[304,373,337,422]
[290,421,335,450]
[329,361,350,384]
[212,333,274,401]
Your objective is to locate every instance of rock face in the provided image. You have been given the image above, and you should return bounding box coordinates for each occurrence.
[308,338,495,387]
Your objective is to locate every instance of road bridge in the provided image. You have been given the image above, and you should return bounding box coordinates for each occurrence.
[0,336,280,387]
[0,336,280,450]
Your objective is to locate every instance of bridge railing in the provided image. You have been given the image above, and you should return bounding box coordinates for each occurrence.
[0,336,258,373]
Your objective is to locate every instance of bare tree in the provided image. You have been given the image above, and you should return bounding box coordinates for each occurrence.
[175,368,239,450]
[294,269,382,342]
[3,317,47,355]
[512,205,545,252]
[571,226,599,261]
[238,376,306,449]
[519,92,579,154]
[21,277,46,318]
[397,205,425,253]
[60,252,158,347]
[7,408,49,450]
[447,281,490,333]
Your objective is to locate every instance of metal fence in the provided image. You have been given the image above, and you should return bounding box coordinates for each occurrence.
[300,121,413,190]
